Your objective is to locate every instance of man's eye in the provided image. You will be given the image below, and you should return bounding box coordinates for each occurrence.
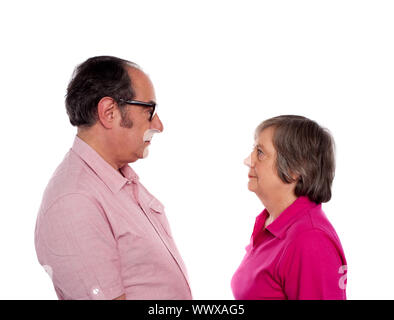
[146,109,153,117]
[257,149,264,157]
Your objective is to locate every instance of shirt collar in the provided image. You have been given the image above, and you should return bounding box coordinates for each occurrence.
[264,196,320,240]
[71,135,139,194]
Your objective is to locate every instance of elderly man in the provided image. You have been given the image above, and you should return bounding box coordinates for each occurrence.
[34,56,192,300]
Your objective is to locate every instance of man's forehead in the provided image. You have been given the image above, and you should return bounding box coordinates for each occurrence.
[127,66,155,99]
[127,66,150,82]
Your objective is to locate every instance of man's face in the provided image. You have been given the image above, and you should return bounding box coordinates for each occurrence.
[112,67,163,164]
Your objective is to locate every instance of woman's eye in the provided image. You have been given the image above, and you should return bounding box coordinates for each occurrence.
[257,149,264,157]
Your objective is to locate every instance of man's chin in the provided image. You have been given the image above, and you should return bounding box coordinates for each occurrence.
[126,157,139,163]
[142,146,149,158]
[125,152,141,163]
[130,145,150,161]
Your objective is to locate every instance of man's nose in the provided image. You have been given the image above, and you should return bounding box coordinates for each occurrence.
[151,114,164,132]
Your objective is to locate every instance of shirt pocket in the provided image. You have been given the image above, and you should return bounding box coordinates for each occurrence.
[148,197,173,239]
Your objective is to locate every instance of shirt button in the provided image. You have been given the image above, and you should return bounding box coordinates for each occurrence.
[126,180,131,185]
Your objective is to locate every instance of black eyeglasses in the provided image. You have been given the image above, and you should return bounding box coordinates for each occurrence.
[118,98,157,121]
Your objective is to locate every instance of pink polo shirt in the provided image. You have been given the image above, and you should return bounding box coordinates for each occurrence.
[231,196,347,300]
[34,136,192,300]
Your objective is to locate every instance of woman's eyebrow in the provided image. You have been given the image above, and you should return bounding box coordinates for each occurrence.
[257,143,266,151]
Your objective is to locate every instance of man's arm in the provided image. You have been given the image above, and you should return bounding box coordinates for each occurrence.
[36,193,125,300]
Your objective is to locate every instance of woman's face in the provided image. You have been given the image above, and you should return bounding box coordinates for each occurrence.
[245,126,295,202]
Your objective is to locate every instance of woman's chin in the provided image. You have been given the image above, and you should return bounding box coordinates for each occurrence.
[247,181,257,192]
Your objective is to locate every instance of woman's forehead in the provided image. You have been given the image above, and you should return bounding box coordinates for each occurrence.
[255,127,275,150]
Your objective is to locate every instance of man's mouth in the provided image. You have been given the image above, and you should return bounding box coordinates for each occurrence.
[143,129,161,143]
[142,129,161,159]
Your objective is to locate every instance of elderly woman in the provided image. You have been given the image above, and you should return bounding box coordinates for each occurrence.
[231,115,347,300]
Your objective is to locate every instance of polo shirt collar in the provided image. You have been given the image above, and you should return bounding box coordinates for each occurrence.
[71,135,139,194]
[265,196,319,239]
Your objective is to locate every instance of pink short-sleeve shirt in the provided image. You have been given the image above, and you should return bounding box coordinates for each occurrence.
[231,196,347,300]
[34,136,192,300]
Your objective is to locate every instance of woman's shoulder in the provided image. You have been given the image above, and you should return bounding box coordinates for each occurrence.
[286,205,342,248]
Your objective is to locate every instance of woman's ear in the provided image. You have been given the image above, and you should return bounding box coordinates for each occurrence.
[289,170,301,182]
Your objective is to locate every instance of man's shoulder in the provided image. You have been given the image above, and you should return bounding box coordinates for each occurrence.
[38,150,102,214]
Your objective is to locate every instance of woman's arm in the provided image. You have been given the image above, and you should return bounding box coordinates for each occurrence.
[278,229,347,300]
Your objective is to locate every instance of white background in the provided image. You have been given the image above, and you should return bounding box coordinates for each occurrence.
[0,0,393,299]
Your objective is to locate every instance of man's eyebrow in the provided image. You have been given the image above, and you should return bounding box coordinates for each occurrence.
[139,103,155,110]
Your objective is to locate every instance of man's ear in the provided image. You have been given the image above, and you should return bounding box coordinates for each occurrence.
[97,97,117,129]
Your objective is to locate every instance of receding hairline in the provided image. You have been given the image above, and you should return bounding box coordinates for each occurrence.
[124,60,140,69]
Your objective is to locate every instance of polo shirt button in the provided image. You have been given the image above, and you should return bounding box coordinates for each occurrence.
[126,180,131,185]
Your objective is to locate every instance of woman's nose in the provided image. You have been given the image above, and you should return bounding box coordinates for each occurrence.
[244,154,252,167]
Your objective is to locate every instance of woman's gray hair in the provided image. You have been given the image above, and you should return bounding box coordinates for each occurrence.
[255,115,336,204]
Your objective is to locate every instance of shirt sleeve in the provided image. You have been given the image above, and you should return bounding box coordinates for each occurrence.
[278,229,346,300]
[38,193,125,300]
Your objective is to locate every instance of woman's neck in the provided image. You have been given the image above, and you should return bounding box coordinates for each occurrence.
[263,193,298,226]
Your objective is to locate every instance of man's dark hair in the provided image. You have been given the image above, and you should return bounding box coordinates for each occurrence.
[255,115,336,204]
[65,56,138,127]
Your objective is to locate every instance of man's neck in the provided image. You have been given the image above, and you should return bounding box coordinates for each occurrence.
[77,129,121,171]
